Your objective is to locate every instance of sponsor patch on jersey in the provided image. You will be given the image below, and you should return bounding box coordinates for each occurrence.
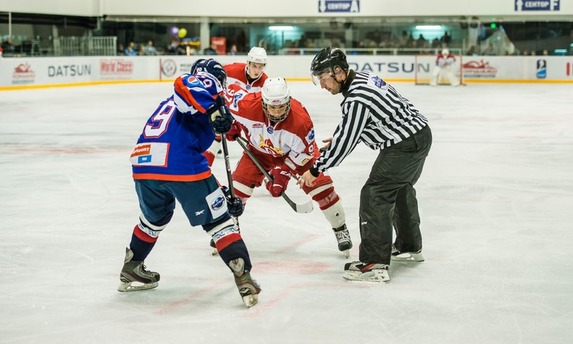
[131,144,151,156]
[138,155,152,164]
[267,127,274,134]
[369,75,386,88]
[306,129,315,143]
[211,195,225,211]
[205,188,227,219]
[130,142,169,167]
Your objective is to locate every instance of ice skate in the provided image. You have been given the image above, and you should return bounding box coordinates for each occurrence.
[117,248,160,292]
[343,261,389,282]
[229,258,261,307]
[333,224,352,258]
[391,245,425,262]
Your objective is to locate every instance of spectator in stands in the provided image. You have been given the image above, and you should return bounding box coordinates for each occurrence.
[166,40,179,55]
[203,41,218,55]
[143,40,158,55]
[441,31,452,45]
[399,30,409,48]
[228,44,238,55]
[1,38,15,55]
[417,34,428,48]
[124,42,137,56]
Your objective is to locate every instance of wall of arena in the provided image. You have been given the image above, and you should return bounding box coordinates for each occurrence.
[1,54,572,90]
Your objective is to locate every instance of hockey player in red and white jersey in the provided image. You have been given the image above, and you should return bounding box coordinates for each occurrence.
[430,48,460,86]
[224,77,353,257]
[225,46,269,92]
[203,47,270,166]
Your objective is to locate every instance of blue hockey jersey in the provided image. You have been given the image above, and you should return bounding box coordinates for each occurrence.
[130,72,223,181]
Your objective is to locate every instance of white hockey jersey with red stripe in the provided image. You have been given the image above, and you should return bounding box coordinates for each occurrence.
[224,84,318,174]
[224,62,268,93]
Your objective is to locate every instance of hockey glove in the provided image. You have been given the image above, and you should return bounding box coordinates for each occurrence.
[210,98,233,134]
[225,120,243,141]
[265,166,291,197]
[222,186,244,217]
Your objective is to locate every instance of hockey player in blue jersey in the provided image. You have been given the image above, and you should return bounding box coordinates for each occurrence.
[117,59,261,307]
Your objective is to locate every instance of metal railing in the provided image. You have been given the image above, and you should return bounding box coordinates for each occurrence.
[277,47,464,56]
[53,36,117,56]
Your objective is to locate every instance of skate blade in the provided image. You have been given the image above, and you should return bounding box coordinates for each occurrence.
[342,270,389,283]
[242,294,258,308]
[117,281,159,292]
[391,252,424,262]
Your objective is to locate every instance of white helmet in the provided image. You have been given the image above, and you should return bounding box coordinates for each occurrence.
[442,48,449,55]
[248,47,268,65]
[262,78,290,123]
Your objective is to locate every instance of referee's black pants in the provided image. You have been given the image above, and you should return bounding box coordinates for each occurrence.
[358,125,432,264]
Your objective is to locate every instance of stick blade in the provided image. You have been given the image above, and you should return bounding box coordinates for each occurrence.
[293,199,314,213]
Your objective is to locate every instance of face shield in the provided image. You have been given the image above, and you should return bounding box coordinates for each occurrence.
[311,68,333,86]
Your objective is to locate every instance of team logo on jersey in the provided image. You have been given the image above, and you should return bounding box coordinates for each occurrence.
[211,195,225,211]
[257,134,283,156]
[267,127,274,134]
[369,75,386,88]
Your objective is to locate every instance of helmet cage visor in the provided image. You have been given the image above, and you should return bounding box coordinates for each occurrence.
[263,101,290,123]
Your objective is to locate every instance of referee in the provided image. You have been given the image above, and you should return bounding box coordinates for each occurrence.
[300,47,432,282]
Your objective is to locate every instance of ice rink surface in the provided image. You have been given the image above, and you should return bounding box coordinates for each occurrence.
[1,80,572,344]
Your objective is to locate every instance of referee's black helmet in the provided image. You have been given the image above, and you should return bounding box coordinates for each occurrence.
[310,47,349,75]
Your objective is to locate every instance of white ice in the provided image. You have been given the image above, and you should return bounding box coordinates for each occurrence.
[1,81,572,344]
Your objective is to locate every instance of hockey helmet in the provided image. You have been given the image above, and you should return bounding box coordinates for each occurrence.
[173,72,224,114]
[310,47,349,75]
[310,47,349,85]
[262,77,291,123]
[247,47,268,65]
[190,58,227,88]
[441,48,450,55]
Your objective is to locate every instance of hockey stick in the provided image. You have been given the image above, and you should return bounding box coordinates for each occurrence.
[220,135,242,227]
[210,135,240,256]
[235,136,313,214]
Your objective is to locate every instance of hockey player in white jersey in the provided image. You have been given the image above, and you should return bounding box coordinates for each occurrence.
[222,78,353,257]
[203,47,269,166]
[430,49,460,87]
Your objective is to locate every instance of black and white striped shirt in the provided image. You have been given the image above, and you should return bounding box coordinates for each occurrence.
[314,71,428,173]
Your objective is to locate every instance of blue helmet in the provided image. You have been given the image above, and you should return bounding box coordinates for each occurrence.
[190,58,227,88]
